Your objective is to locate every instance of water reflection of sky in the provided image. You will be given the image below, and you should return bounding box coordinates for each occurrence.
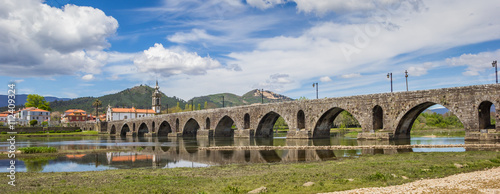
[0,136,480,173]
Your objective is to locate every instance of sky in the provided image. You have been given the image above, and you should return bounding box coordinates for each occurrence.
[1,0,499,101]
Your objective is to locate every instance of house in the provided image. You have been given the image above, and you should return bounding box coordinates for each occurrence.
[0,113,8,125]
[63,109,87,122]
[16,107,51,126]
[106,107,155,121]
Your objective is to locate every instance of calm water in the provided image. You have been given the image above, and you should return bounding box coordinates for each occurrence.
[0,134,481,172]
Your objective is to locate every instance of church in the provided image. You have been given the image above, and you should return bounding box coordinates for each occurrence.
[106,81,161,121]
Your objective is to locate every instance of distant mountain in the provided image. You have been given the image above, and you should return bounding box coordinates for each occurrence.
[190,89,294,108]
[0,85,294,114]
[0,94,71,107]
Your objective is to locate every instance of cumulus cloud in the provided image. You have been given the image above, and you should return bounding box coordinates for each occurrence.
[167,29,217,44]
[133,43,222,76]
[0,0,118,77]
[320,76,332,82]
[341,73,361,79]
[407,62,437,76]
[446,49,500,76]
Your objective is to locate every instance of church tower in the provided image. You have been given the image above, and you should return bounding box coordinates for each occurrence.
[152,80,161,114]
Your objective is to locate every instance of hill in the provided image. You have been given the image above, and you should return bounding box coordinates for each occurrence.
[0,86,294,114]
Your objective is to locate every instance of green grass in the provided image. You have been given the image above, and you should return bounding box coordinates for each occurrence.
[2,151,500,193]
[411,128,465,137]
[0,130,99,136]
[19,147,57,154]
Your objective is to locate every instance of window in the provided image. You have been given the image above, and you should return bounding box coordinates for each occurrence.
[124,115,128,119]
[76,117,79,121]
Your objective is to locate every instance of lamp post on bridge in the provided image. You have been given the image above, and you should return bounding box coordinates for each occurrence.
[387,73,393,93]
[312,82,318,99]
[493,60,498,84]
[405,70,409,91]
[261,89,264,104]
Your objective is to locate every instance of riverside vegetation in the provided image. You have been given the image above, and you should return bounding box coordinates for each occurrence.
[2,151,500,193]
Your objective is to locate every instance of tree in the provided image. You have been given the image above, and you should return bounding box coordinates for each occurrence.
[41,121,48,127]
[297,96,308,101]
[30,119,38,127]
[51,111,61,121]
[204,101,208,109]
[185,104,189,111]
[25,94,51,111]
[92,99,102,118]
[198,104,201,110]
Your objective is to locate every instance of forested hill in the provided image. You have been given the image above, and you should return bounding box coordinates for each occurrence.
[12,86,294,114]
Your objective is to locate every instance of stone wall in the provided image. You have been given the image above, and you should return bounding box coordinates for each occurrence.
[0,127,80,133]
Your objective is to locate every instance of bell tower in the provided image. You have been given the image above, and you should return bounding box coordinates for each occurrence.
[152,80,161,114]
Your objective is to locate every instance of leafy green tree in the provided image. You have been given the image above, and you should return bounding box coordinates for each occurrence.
[29,119,38,127]
[204,101,208,109]
[184,104,189,111]
[41,121,48,127]
[198,104,201,110]
[297,96,308,101]
[25,94,51,111]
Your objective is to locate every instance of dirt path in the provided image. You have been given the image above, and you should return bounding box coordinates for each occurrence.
[321,167,500,194]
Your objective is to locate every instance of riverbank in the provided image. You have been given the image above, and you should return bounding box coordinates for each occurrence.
[0,131,100,137]
[2,151,499,193]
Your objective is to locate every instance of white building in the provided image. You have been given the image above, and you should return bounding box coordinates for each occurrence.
[106,82,161,121]
[16,107,51,126]
[106,107,155,121]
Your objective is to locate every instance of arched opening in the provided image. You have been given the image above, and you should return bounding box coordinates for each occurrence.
[297,110,305,129]
[138,123,149,137]
[313,108,360,138]
[373,105,383,130]
[398,103,465,139]
[205,117,211,129]
[152,121,155,133]
[478,101,496,129]
[183,118,200,137]
[215,116,236,137]
[158,121,172,137]
[255,111,287,138]
[120,124,130,136]
[133,123,136,132]
[175,119,179,132]
[244,113,250,129]
[110,125,116,134]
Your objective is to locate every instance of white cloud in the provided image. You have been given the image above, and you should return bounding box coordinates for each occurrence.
[14,79,24,83]
[133,43,222,77]
[0,0,118,76]
[341,73,361,79]
[407,62,437,76]
[168,29,217,44]
[320,76,332,82]
[446,49,500,76]
[82,74,94,81]
[246,0,284,10]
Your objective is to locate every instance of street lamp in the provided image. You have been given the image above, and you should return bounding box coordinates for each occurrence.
[312,82,318,99]
[493,60,498,84]
[405,70,409,91]
[221,95,224,108]
[387,73,393,92]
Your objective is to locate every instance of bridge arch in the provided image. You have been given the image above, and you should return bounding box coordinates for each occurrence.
[478,101,496,129]
[120,123,130,136]
[110,125,116,134]
[395,102,465,139]
[152,121,155,133]
[183,118,200,137]
[313,107,360,138]
[297,110,305,129]
[175,118,179,132]
[158,121,172,136]
[255,111,289,138]
[206,117,211,129]
[373,105,383,130]
[138,123,149,137]
[244,113,250,129]
[215,116,236,137]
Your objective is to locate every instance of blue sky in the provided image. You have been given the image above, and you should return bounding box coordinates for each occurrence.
[1,0,499,101]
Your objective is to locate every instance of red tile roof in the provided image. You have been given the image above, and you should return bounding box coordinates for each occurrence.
[111,107,155,114]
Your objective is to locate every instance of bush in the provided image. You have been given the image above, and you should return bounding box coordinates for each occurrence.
[48,130,55,133]
[1,131,6,134]
[29,119,38,127]
[75,129,82,132]
[19,147,57,154]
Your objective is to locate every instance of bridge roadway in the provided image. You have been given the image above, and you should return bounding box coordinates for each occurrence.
[75,84,500,140]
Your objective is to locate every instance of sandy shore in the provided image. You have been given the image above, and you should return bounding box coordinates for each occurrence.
[321,167,500,194]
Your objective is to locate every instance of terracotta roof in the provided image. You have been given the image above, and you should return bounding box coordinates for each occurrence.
[111,107,155,114]
[65,109,86,113]
[0,113,9,117]
[29,108,49,112]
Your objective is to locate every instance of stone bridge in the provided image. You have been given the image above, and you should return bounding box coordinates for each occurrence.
[78,84,499,140]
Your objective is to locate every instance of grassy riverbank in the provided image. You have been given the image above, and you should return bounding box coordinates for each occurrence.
[2,151,500,193]
[0,131,99,137]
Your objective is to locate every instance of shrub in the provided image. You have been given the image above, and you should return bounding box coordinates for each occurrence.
[75,129,82,132]
[19,147,57,154]
[29,119,38,127]
[48,130,55,133]
[1,131,6,134]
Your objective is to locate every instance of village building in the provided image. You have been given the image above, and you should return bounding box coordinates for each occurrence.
[15,107,50,126]
[62,109,87,122]
[106,81,161,121]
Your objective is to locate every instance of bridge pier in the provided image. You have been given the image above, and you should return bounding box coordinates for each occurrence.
[196,130,213,138]
[465,130,500,141]
[234,129,254,138]
[357,132,396,140]
[125,132,135,136]
[168,132,182,137]
[286,129,312,139]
